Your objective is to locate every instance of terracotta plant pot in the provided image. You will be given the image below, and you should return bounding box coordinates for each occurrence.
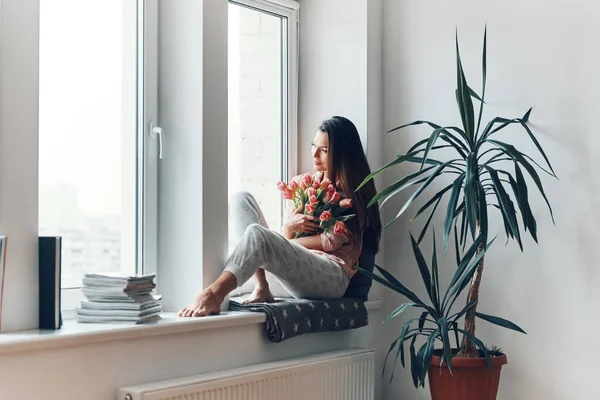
[428,352,508,400]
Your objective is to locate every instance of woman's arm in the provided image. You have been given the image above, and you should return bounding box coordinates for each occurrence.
[291,235,325,251]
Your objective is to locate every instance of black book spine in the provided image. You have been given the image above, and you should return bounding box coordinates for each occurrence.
[39,236,62,330]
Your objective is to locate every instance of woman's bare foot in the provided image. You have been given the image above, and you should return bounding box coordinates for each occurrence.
[178,288,223,317]
[243,284,275,304]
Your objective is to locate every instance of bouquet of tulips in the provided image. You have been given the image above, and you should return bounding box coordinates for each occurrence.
[277,172,355,239]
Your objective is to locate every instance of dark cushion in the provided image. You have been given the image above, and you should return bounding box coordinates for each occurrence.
[343,248,376,301]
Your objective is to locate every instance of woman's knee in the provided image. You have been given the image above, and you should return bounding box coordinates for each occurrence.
[245,222,268,237]
[229,191,259,212]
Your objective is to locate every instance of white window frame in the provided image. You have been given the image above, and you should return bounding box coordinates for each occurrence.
[60,0,297,314]
[60,0,159,315]
[229,0,299,221]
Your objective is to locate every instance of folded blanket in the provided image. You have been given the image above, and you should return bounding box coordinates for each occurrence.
[229,296,368,343]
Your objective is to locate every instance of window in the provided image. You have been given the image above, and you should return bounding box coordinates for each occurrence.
[38,0,157,310]
[228,0,298,231]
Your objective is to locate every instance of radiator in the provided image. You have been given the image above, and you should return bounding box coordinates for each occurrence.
[118,348,375,400]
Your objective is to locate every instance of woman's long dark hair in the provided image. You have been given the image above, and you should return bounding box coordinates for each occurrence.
[319,116,382,253]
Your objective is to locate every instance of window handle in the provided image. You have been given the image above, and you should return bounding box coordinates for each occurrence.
[149,122,164,159]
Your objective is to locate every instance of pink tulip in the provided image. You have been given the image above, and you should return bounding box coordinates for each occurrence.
[277,181,288,192]
[309,195,318,205]
[289,180,299,192]
[307,187,316,198]
[283,189,295,200]
[334,221,345,235]
[327,184,335,194]
[312,180,320,189]
[302,173,313,189]
[305,203,315,214]
[320,178,331,190]
[330,191,341,205]
[320,210,332,222]
[339,198,353,208]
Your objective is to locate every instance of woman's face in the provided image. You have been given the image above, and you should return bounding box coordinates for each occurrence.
[311,130,329,173]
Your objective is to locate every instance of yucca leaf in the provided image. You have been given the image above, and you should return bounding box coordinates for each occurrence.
[448,237,495,301]
[384,303,417,323]
[448,235,483,289]
[515,163,538,241]
[422,331,438,386]
[388,119,470,147]
[418,311,429,332]
[479,116,514,145]
[477,181,488,246]
[459,205,468,249]
[409,336,419,387]
[453,225,461,266]
[404,155,444,167]
[417,196,441,245]
[439,318,453,374]
[457,329,492,370]
[357,266,422,305]
[379,176,429,211]
[439,134,468,159]
[443,174,466,250]
[385,161,456,229]
[465,154,478,240]
[455,31,476,143]
[497,168,535,241]
[475,311,527,334]
[357,149,425,191]
[413,183,454,222]
[474,26,487,140]
[407,137,430,153]
[374,265,431,310]
[432,231,440,311]
[410,234,436,310]
[484,165,522,249]
[358,265,429,310]
[415,340,428,387]
[421,127,446,170]
[488,139,555,223]
[480,109,555,177]
[522,152,555,178]
[368,165,437,207]
[468,86,484,102]
[452,321,460,348]
[383,336,401,378]
[390,321,412,382]
[449,300,477,322]
[516,110,556,176]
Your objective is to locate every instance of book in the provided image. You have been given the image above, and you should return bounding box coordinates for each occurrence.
[76,272,162,325]
[0,236,7,332]
[75,313,161,324]
[79,295,161,310]
[76,304,162,317]
[39,236,62,330]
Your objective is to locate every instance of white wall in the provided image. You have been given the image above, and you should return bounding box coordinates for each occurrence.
[298,0,368,167]
[0,0,39,333]
[380,1,597,399]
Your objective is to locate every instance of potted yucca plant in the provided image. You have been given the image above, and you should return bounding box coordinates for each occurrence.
[358,28,556,399]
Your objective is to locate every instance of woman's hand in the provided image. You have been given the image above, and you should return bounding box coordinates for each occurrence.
[284,203,319,234]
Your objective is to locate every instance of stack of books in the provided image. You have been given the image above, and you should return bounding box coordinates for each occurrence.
[76,273,162,324]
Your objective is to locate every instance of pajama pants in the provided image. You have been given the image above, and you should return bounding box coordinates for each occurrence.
[225,191,350,299]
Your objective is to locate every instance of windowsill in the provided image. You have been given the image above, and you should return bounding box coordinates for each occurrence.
[0,300,382,356]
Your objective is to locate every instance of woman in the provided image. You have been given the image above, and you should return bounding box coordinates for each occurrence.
[178,116,381,317]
